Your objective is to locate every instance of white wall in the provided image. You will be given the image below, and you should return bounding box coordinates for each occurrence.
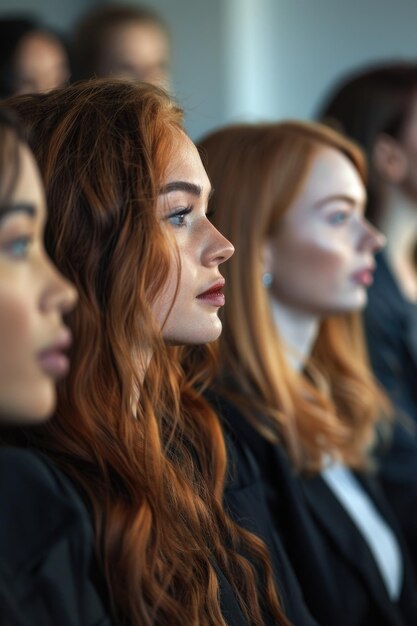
[225,0,417,124]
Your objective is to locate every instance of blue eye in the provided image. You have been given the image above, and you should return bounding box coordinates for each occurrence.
[6,237,31,258]
[167,206,192,228]
[328,211,349,225]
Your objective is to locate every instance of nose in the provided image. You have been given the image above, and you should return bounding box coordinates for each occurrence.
[203,222,235,266]
[358,219,386,254]
[40,257,78,315]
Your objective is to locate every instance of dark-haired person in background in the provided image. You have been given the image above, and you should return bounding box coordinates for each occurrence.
[0,17,70,98]
[318,62,417,574]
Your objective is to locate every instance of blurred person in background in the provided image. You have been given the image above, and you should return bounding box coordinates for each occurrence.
[0,17,70,98]
[318,63,417,574]
[72,4,171,91]
[0,107,110,625]
[197,120,417,626]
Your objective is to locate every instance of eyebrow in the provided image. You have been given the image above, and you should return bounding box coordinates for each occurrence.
[313,194,363,209]
[159,181,213,200]
[0,203,36,222]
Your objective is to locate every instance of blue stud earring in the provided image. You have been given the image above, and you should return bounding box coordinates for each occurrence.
[262,272,273,287]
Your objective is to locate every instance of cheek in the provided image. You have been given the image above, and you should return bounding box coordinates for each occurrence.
[0,290,54,423]
[0,291,34,377]
[300,239,350,280]
[274,233,351,289]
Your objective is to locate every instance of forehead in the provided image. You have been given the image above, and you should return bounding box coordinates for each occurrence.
[7,143,46,219]
[164,131,211,189]
[109,21,169,54]
[299,146,365,204]
[16,33,65,64]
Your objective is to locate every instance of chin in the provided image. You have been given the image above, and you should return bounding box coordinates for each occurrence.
[28,388,56,423]
[180,322,223,345]
[324,298,367,316]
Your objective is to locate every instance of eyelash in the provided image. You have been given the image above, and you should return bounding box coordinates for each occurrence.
[167,205,193,228]
[166,204,216,228]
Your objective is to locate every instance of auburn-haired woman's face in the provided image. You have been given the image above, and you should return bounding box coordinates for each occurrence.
[155,131,234,344]
[264,146,385,316]
[0,141,77,424]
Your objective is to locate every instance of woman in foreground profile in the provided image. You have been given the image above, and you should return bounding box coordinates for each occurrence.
[3,80,302,626]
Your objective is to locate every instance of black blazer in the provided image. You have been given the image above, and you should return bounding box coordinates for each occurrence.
[208,392,318,626]
[215,393,417,626]
[223,436,318,626]
[365,252,417,570]
[0,447,110,626]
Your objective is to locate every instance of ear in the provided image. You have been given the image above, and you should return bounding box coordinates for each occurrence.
[372,133,408,184]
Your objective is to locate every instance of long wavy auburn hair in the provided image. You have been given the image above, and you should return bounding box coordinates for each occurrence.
[2,81,290,626]
[198,120,390,474]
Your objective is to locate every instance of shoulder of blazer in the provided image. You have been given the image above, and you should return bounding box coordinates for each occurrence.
[0,446,90,573]
[0,447,112,626]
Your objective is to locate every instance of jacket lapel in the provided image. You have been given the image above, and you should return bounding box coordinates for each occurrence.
[300,473,403,624]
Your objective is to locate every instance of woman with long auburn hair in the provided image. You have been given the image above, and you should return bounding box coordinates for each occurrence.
[197,120,417,626]
[0,80,309,626]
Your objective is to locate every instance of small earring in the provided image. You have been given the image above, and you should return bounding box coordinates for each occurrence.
[262,272,273,287]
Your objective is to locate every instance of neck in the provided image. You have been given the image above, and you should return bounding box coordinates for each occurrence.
[268,295,319,370]
[378,185,417,267]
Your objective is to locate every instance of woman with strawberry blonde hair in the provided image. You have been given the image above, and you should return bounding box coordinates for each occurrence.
[0,80,315,626]
[199,120,417,626]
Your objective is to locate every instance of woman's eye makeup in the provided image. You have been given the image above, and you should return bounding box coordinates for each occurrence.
[2,235,33,259]
[166,205,193,227]
[0,204,38,259]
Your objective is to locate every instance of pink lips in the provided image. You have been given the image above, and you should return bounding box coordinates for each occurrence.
[37,329,72,379]
[196,280,226,307]
[352,267,375,287]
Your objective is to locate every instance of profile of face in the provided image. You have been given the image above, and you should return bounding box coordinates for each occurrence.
[264,146,385,316]
[0,140,77,424]
[13,32,70,95]
[154,131,234,344]
[99,21,171,90]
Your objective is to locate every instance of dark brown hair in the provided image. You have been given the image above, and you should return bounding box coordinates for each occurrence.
[317,62,417,222]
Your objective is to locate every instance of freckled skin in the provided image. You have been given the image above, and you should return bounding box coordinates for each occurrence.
[153,131,234,345]
[0,144,76,423]
[265,147,384,316]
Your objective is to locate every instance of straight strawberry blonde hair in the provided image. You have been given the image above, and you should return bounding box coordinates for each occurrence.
[2,82,290,626]
[198,120,389,473]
